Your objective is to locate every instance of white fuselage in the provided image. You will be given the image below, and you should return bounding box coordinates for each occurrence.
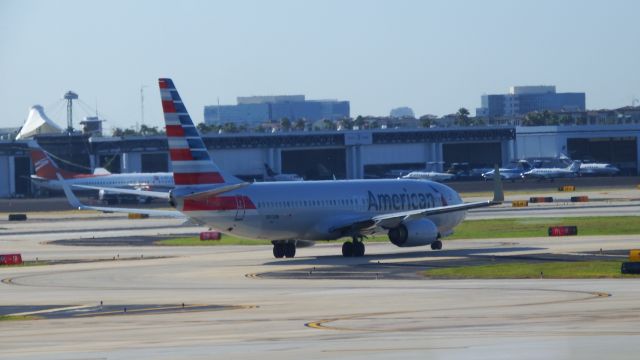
[401,171,455,182]
[580,163,619,176]
[175,179,466,241]
[32,172,175,191]
[523,169,577,179]
[482,168,524,181]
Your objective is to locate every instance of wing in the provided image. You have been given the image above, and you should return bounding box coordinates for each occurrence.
[58,174,185,218]
[331,165,504,235]
[72,184,170,199]
[328,200,496,236]
[372,200,495,228]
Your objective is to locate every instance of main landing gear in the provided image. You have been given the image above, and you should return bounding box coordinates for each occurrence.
[273,241,296,259]
[342,236,365,257]
[430,240,442,250]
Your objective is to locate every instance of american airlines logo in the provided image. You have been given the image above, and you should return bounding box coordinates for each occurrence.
[35,158,49,172]
[367,189,438,211]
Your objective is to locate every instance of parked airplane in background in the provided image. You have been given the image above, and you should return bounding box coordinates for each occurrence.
[60,78,503,259]
[401,170,455,182]
[522,160,581,181]
[579,162,620,176]
[264,163,303,181]
[482,160,531,182]
[28,141,174,202]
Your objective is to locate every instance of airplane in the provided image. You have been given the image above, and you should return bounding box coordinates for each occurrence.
[482,160,531,182]
[28,141,174,202]
[522,160,581,181]
[264,163,303,181]
[579,162,620,176]
[58,78,503,259]
[401,170,455,182]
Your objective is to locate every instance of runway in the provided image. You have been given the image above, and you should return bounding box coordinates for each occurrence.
[1,198,640,359]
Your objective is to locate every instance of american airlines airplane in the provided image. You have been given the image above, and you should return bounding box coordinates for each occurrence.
[522,160,581,181]
[29,141,174,201]
[59,78,503,259]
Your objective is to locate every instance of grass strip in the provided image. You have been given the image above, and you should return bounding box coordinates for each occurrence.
[156,216,640,246]
[422,260,640,279]
[448,216,640,239]
[0,315,38,321]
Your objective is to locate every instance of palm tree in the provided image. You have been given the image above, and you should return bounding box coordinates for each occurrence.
[280,117,291,132]
[294,118,306,131]
[322,119,336,130]
[454,108,471,126]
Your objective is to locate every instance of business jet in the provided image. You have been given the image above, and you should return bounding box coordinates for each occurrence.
[482,160,531,182]
[59,78,503,259]
[401,170,455,182]
[579,162,620,176]
[29,141,174,202]
[522,161,581,181]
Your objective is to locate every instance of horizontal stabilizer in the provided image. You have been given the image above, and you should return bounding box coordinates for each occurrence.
[72,184,170,199]
[58,174,184,218]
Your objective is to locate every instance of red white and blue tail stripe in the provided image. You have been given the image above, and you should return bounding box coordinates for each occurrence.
[159,78,238,187]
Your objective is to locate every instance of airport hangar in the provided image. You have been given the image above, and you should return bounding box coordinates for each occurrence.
[0,124,639,197]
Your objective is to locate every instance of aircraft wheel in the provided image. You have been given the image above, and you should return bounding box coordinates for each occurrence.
[342,241,353,257]
[430,240,442,250]
[273,243,285,258]
[353,241,365,257]
[284,242,296,258]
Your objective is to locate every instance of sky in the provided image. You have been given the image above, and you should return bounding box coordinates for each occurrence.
[1,0,639,133]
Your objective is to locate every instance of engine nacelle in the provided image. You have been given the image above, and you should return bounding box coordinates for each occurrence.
[388,219,438,247]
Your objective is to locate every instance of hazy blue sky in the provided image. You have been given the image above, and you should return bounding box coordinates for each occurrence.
[1,0,639,132]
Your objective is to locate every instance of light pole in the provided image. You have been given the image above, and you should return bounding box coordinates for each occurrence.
[140,85,149,132]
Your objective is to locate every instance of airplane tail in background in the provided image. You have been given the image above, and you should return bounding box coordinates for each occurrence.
[264,163,277,177]
[159,78,241,187]
[28,141,79,180]
[567,160,582,173]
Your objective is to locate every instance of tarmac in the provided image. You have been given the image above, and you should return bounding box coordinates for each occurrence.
[1,188,640,359]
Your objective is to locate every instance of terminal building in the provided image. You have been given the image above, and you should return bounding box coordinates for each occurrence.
[2,123,640,198]
[477,86,585,118]
[204,95,350,125]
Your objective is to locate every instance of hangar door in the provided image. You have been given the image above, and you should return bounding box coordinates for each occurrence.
[567,137,637,175]
[282,148,346,180]
[141,153,169,173]
[443,142,502,169]
[14,156,32,196]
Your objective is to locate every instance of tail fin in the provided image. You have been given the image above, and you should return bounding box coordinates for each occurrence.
[567,160,581,172]
[264,163,277,177]
[28,141,78,180]
[158,78,240,187]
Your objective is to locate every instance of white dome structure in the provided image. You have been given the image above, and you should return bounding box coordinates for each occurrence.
[16,105,63,140]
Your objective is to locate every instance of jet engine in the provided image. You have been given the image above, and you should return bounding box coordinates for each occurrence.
[388,219,438,247]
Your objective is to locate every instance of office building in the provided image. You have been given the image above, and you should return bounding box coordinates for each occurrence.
[476,85,585,117]
[204,95,350,125]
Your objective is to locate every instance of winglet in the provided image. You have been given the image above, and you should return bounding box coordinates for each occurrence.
[56,173,83,209]
[492,164,504,204]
